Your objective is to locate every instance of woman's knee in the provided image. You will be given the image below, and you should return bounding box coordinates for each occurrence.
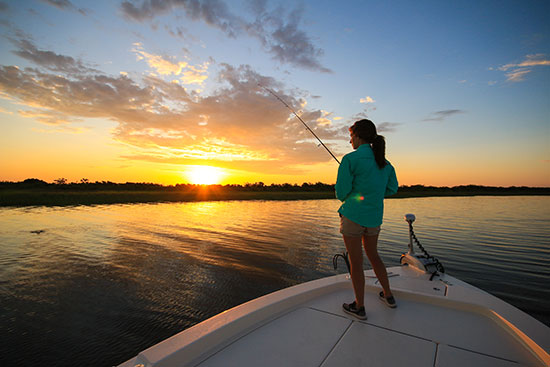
[365,247,382,262]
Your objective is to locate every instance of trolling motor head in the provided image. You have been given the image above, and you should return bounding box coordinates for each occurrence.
[405,213,416,224]
[400,214,444,275]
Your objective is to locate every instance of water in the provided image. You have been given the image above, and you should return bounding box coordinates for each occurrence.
[1,196,549,366]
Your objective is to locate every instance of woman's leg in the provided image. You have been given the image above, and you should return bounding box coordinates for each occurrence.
[343,234,365,307]
[363,233,393,297]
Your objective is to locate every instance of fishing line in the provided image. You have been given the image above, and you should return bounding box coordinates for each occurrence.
[260,85,340,164]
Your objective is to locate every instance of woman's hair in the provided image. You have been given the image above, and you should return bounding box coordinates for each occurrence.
[349,119,387,169]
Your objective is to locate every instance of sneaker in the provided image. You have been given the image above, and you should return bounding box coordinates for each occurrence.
[342,301,367,320]
[379,291,397,308]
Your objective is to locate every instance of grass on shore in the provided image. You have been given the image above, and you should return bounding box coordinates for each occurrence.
[1,187,548,207]
[0,189,337,207]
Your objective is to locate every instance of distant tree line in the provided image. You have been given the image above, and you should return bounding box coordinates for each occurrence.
[0,178,336,192]
[397,184,550,195]
[0,178,548,194]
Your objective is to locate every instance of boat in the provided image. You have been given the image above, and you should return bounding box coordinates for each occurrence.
[119,214,550,367]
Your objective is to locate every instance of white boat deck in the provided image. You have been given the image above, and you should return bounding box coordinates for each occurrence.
[119,266,550,367]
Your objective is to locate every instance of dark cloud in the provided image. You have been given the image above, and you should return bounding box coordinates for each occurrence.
[423,109,465,122]
[252,6,331,73]
[120,0,172,21]
[10,38,98,74]
[40,0,73,8]
[164,25,199,44]
[0,1,8,12]
[121,0,242,36]
[120,0,331,72]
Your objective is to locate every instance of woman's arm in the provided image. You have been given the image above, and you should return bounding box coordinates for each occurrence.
[384,164,398,197]
[335,156,352,201]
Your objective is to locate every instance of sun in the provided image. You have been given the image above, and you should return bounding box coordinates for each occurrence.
[186,165,225,185]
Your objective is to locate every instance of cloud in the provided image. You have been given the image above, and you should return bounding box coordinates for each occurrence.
[181,69,208,85]
[312,110,334,126]
[31,125,90,134]
[164,25,199,44]
[0,106,12,114]
[255,6,331,73]
[359,96,375,104]
[423,110,465,122]
[120,0,244,38]
[350,111,369,121]
[0,1,8,11]
[334,118,400,138]
[9,38,97,74]
[0,52,341,172]
[40,0,73,9]
[504,69,532,82]
[377,122,401,132]
[18,109,81,125]
[120,0,331,72]
[499,54,550,71]
[39,0,88,15]
[498,54,550,82]
[132,42,209,84]
[133,43,189,75]
[0,65,168,125]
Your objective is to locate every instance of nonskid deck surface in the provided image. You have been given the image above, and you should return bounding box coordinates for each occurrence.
[120,266,550,367]
[196,291,537,367]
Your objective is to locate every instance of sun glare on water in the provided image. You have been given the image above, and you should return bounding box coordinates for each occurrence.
[186,165,225,185]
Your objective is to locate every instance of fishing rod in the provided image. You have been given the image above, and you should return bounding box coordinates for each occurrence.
[260,85,340,164]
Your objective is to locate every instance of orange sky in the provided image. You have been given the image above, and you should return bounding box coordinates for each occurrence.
[1,1,549,187]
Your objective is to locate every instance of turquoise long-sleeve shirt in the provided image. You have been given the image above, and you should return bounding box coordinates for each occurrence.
[335,143,398,227]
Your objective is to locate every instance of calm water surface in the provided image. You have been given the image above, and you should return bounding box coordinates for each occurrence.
[1,196,549,366]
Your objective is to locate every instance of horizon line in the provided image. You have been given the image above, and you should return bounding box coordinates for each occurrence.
[2,179,549,190]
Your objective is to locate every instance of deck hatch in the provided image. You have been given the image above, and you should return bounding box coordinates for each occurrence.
[196,307,351,367]
[320,321,436,367]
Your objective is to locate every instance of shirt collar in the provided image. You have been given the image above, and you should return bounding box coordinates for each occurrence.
[356,143,374,156]
[357,143,371,151]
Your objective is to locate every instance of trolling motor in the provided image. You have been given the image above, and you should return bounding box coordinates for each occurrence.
[400,214,444,276]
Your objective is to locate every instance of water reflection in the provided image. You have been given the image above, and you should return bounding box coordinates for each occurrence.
[0,196,548,366]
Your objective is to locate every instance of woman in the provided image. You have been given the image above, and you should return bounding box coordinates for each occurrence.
[335,119,398,320]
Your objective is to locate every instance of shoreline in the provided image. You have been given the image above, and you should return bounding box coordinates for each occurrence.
[1,188,549,207]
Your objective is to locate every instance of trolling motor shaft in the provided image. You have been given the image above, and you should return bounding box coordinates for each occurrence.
[405,214,416,255]
[400,214,444,275]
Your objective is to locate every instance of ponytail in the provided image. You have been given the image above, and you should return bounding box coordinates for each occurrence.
[372,134,387,169]
[350,119,387,169]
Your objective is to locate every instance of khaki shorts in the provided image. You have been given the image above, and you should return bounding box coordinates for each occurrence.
[339,214,381,237]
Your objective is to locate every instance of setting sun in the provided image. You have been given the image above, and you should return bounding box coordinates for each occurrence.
[185,165,226,185]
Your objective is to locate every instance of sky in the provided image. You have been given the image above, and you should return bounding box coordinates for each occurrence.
[0,0,549,187]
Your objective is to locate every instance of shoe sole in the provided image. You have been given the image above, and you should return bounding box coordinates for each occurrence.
[379,294,397,308]
[343,307,368,320]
